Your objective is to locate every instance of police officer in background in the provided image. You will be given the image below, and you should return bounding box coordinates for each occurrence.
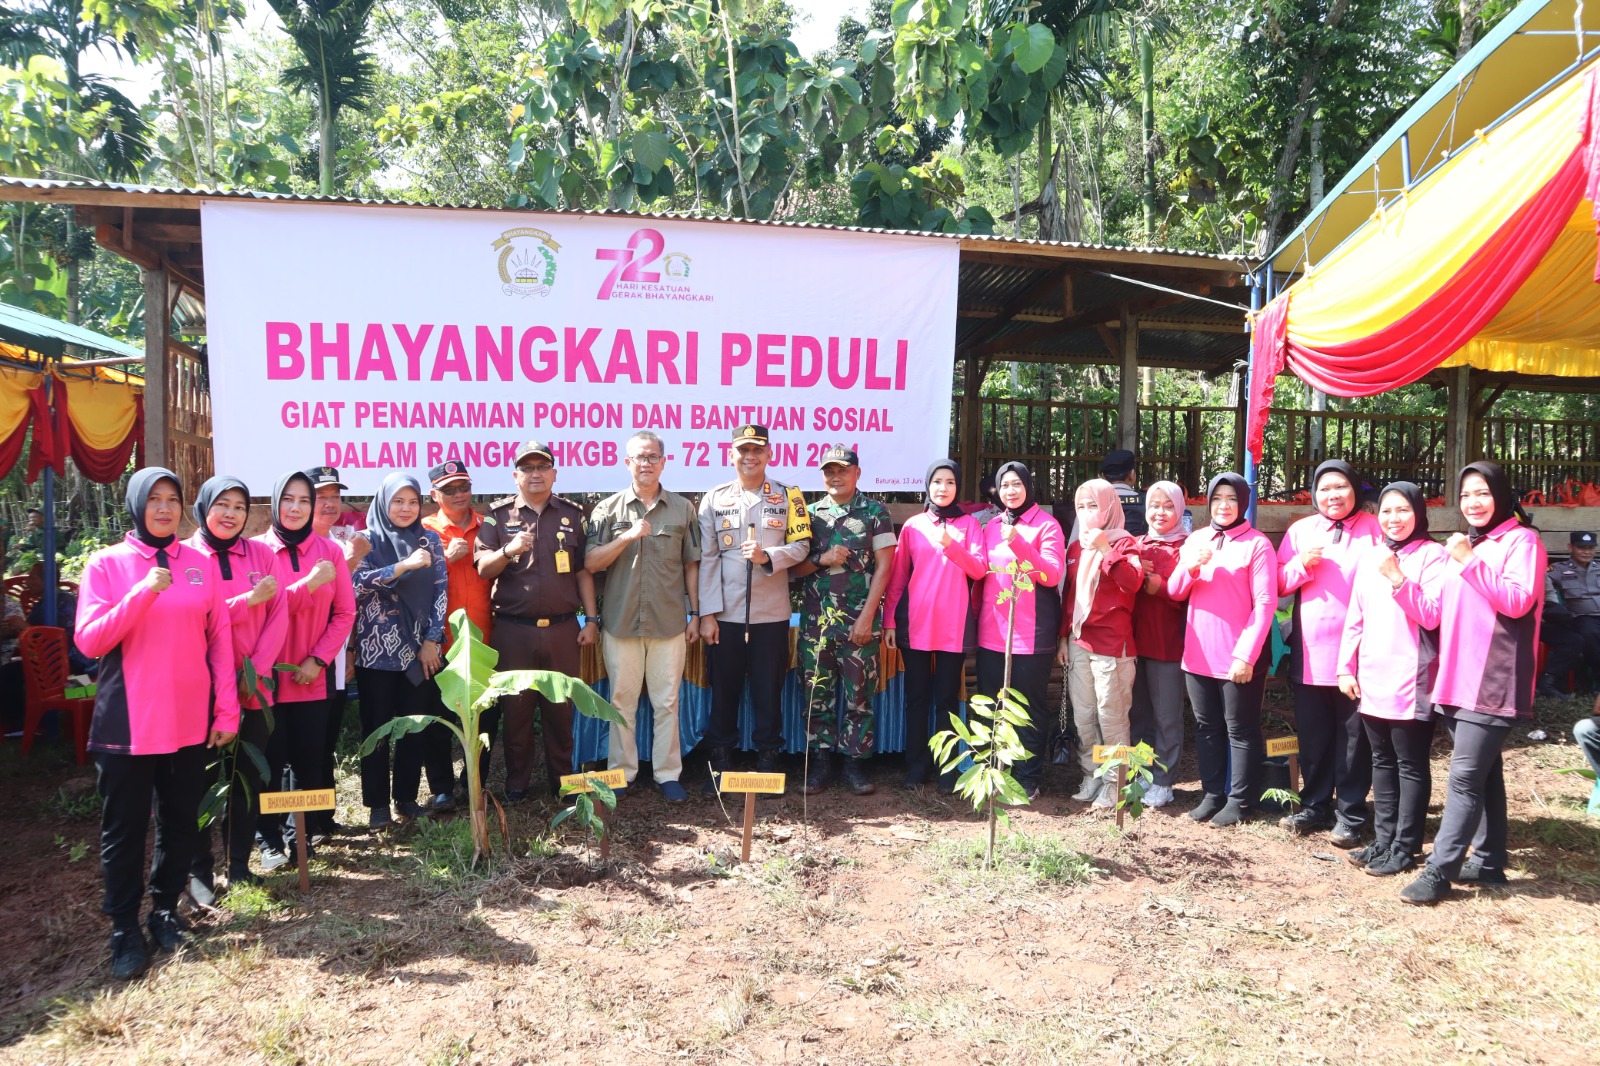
[474,441,600,799]
[697,425,812,792]
[1067,450,1148,542]
[1540,530,1600,698]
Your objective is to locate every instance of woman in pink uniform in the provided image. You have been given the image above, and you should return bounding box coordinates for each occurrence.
[185,475,288,897]
[1402,462,1545,904]
[976,462,1065,800]
[1167,473,1276,826]
[254,470,356,863]
[1058,479,1142,808]
[1277,459,1381,845]
[76,467,238,980]
[1336,482,1448,876]
[1128,481,1190,808]
[884,459,987,788]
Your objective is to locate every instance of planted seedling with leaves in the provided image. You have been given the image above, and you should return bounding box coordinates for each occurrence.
[1261,786,1303,811]
[360,609,624,867]
[1094,742,1164,827]
[552,774,618,862]
[930,555,1036,868]
[197,659,277,835]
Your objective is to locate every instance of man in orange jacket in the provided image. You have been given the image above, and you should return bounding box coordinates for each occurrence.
[421,460,494,804]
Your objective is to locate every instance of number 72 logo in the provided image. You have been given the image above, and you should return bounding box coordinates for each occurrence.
[594,228,666,299]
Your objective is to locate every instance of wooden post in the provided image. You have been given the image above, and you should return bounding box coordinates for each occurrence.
[1445,365,1472,506]
[293,811,311,892]
[1118,307,1139,451]
[599,803,611,862]
[960,354,983,501]
[141,266,169,469]
[1287,754,1301,809]
[740,792,757,863]
[1115,764,1127,830]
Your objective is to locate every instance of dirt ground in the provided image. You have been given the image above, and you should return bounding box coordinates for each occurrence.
[2,690,1597,1066]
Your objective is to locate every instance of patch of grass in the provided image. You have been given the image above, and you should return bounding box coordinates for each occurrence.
[927,832,1102,889]
[1529,816,1600,855]
[706,974,765,1040]
[409,815,493,889]
[426,1036,475,1066]
[521,833,560,859]
[41,785,100,820]
[603,909,679,949]
[222,882,287,926]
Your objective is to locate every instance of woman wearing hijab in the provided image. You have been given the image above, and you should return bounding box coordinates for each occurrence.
[1402,462,1545,904]
[1166,473,1276,826]
[1128,481,1190,808]
[75,468,238,980]
[883,460,988,788]
[352,472,449,825]
[1276,460,1382,845]
[185,476,288,898]
[1336,483,1448,877]
[254,470,356,860]
[977,462,1065,800]
[1057,479,1142,808]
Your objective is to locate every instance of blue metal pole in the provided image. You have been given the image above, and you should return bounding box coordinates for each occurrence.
[41,370,57,627]
[1244,271,1262,525]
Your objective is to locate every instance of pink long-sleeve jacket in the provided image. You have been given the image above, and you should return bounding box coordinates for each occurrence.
[1336,538,1448,721]
[1278,510,1382,686]
[1432,519,1545,719]
[1166,523,1277,679]
[185,533,289,710]
[254,529,356,703]
[977,505,1065,655]
[75,534,239,755]
[883,511,988,653]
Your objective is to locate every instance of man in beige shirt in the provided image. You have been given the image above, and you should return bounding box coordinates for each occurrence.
[586,431,701,802]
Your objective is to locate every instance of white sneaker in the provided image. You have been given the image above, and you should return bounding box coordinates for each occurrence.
[1093,783,1118,808]
[1072,777,1102,802]
[1144,784,1176,808]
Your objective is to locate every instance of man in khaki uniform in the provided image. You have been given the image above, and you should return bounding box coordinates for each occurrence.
[474,440,600,799]
[586,430,701,802]
[697,424,811,790]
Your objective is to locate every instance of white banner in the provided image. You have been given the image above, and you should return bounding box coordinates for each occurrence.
[202,202,959,495]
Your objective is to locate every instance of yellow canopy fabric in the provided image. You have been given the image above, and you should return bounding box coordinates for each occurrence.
[59,373,141,451]
[0,364,42,439]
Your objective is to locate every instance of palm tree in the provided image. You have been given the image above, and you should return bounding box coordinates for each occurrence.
[265,0,379,194]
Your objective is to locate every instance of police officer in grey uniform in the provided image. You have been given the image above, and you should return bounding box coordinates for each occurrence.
[696,424,811,790]
[1540,530,1600,698]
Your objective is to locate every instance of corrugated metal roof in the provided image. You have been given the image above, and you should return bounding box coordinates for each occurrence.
[0,176,1248,269]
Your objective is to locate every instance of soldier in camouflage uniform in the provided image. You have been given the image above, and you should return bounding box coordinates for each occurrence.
[796,446,898,796]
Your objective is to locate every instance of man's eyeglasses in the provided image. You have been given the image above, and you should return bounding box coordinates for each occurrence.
[439,483,473,495]
[517,464,554,475]
[628,454,664,466]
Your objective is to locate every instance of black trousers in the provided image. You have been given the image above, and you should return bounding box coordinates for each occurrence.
[1542,615,1600,692]
[311,685,348,834]
[1429,713,1510,878]
[356,666,435,811]
[1185,658,1268,805]
[259,697,330,850]
[95,744,209,927]
[975,648,1052,792]
[1363,714,1434,856]
[1293,681,1371,827]
[902,647,966,783]
[706,621,789,752]
[418,679,460,794]
[194,709,272,879]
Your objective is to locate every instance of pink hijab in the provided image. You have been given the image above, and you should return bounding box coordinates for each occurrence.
[1071,479,1133,640]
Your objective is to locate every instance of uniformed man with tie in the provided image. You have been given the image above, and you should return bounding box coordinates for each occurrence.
[696,424,811,791]
[1541,530,1600,698]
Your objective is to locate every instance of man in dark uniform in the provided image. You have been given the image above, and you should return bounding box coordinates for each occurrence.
[696,424,811,791]
[474,440,600,798]
[1541,530,1600,697]
[1101,449,1147,538]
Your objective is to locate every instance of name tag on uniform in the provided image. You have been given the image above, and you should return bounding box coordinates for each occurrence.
[765,517,783,529]
[555,550,572,573]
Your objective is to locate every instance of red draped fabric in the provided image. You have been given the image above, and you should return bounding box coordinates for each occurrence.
[24,385,56,484]
[1247,75,1600,463]
[61,390,143,483]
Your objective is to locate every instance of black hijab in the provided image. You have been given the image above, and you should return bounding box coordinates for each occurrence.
[1207,472,1251,539]
[270,470,316,570]
[366,471,435,636]
[1378,482,1431,551]
[194,475,249,579]
[1312,459,1361,543]
[994,461,1036,525]
[126,466,182,567]
[924,459,965,522]
[1460,461,1520,544]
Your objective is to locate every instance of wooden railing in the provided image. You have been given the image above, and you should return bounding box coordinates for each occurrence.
[1482,415,1600,498]
[166,339,213,493]
[1255,408,1449,500]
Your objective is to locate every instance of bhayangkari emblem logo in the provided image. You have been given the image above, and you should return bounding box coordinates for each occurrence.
[493,227,561,297]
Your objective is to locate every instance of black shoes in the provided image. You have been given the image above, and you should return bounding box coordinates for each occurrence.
[146,909,188,953]
[841,758,876,796]
[802,751,834,795]
[1280,809,1334,834]
[1457,858,1509,885]
[396,800,431,821]
[1209,800,1251,827]
[1188,794,1226,822]
[1536,674,1566,700]
[755,749,782,775]
[701,747,733,795]
[226,866,261,891]
[109,929,149,980]
[186,872,217,909]
[1400,864,1452,905]
[1346,840,1387,867]
[1328,823,1364,849]
[1363,844,1416,877]
[368,806,395,829]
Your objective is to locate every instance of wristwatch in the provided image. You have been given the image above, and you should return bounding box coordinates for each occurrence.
[310,655,328,668]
